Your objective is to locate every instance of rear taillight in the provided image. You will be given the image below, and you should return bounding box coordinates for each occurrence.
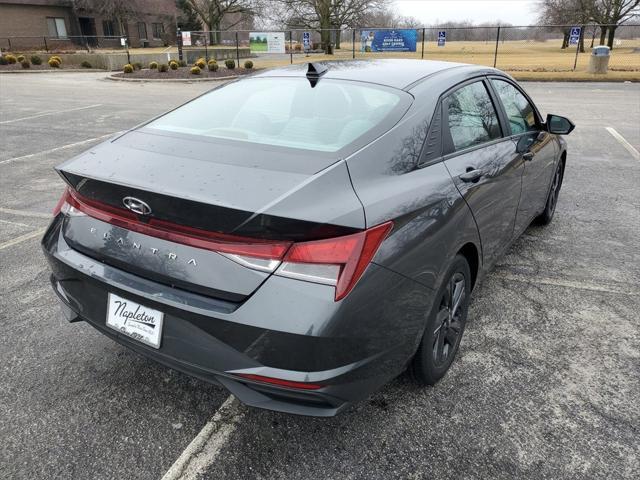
[275,221,393,301]
[54,187,392,301]
[52,187,70,216]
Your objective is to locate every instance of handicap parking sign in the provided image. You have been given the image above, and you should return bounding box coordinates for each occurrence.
[569,27,581,45]
[438,30,446,47]
[303,32,310,51]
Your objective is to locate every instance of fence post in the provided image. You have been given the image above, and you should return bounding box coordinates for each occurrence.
[493,26,501,68]
[204,33,208,62]
[177,28,183,62]
[352,28,356,59]
[235,31,240,68]
[572,27,581,71]
[42,36,46,52]
[421,28,425,59]
[290,31,293,64]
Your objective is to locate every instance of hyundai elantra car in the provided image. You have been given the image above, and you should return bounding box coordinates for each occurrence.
[43,59,574,416]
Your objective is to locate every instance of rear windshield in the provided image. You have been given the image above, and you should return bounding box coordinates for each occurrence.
[146,77,404,152]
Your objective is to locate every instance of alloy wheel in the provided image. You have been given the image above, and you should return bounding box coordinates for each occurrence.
[432,272,466,367]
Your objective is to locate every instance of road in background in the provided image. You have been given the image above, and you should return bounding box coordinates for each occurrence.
[0,73,638,479]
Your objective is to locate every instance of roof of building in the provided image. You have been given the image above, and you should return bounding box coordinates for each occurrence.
[254,59,496,90]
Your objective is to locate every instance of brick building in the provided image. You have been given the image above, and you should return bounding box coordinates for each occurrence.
[0,0,177,49]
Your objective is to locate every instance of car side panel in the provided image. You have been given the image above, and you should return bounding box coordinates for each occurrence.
[345,107,482,292]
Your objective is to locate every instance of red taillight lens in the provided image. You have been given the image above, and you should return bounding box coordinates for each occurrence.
[235,373,323,390]
[277,221,393,301]
[59,188,291,260]
[52,187,70,216]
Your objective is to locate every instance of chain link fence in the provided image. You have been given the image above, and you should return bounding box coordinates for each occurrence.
[3,24,638,73]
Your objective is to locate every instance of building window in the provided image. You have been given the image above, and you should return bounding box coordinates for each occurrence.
[46,18,68,38]
[102,20,118,37]
[137,22,148,40]
[152,23,164,40]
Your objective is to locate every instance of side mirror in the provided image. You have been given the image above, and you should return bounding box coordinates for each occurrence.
[546,114,575,135]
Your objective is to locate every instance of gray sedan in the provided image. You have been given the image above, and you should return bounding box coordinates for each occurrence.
[43,59,574,416]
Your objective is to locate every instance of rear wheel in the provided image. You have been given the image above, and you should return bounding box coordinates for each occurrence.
[536,160,565,225]
[411,255,471,385]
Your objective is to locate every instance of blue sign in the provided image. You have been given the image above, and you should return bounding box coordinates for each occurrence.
[438,30,446,47]
[302,32,311,50]
[361,29,417,52]
[569,26,581,45]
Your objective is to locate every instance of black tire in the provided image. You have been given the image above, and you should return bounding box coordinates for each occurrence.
[411,255,471,386]
[536,160,565,225]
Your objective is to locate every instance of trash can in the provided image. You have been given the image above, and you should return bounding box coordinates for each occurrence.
[588,45,610,74]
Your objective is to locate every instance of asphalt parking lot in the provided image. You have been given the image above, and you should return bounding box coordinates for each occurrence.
[1,72,639,480]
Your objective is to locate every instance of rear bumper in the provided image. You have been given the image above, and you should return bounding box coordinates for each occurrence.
[43,215,433,416]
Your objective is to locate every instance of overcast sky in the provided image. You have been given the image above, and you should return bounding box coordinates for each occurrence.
[394,0,540,26]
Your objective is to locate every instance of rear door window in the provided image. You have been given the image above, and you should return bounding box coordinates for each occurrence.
[444,81,502,152]
[491,79,538,135]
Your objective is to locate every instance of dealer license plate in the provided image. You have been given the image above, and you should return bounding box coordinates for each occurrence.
[106,293,164,349]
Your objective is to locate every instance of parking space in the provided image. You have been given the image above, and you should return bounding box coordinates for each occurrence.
[1,73,638,479]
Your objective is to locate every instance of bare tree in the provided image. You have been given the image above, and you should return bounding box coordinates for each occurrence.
[181,0,256,43]
[73,0,142,38]
[586,0,640,48]
[276,0,387,53]
[537,0,592,51]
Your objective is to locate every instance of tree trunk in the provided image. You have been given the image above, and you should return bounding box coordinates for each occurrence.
[579,25,585,53]
[212,19,221,45]
[599,26,607,45]
[561,30,569,49]
[334,28,341,49]
[607,26,617,49]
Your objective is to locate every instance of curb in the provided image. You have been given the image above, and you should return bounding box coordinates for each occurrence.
[0,69,106,74]
[106,74,239,83]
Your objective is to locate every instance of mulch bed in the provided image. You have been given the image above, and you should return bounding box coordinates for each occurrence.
[112,67,255,79]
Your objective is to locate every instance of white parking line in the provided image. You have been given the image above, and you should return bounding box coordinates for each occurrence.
[0,104,103,124]
[0,207,52,219]
[162,395,243,480]
[0,218,33,228]
[0,228,47,251]
[0,132,117,166]
[606,127,640,161]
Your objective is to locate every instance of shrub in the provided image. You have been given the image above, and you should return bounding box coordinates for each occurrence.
[207,60,218,71]
[48,58,61,68]
[195,58,206,69]
[133,62,143,70]
[0,56,8,65]
[294,43,302,52]
[123,63,134,74]
[224,59,235,69]
[5,54,17,64]
[190,66,201,75]
[158,63,168,72]
[21,60,30,69]
[243,60,253,69]
[30,55,42,65]
[178,59,187,67]
[16,54,25,62]
[149,61,158,69]
[49,55,62,64]
[80,60,92,68]
[169,60,178,70]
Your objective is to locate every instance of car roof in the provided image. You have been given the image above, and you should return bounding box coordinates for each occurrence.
[251,59,501,90]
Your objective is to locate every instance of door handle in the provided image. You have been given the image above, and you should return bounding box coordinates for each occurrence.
[459,168,483,183]
[522,151,534,161]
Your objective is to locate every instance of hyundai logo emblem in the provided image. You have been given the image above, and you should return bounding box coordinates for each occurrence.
[123,196,152,215]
